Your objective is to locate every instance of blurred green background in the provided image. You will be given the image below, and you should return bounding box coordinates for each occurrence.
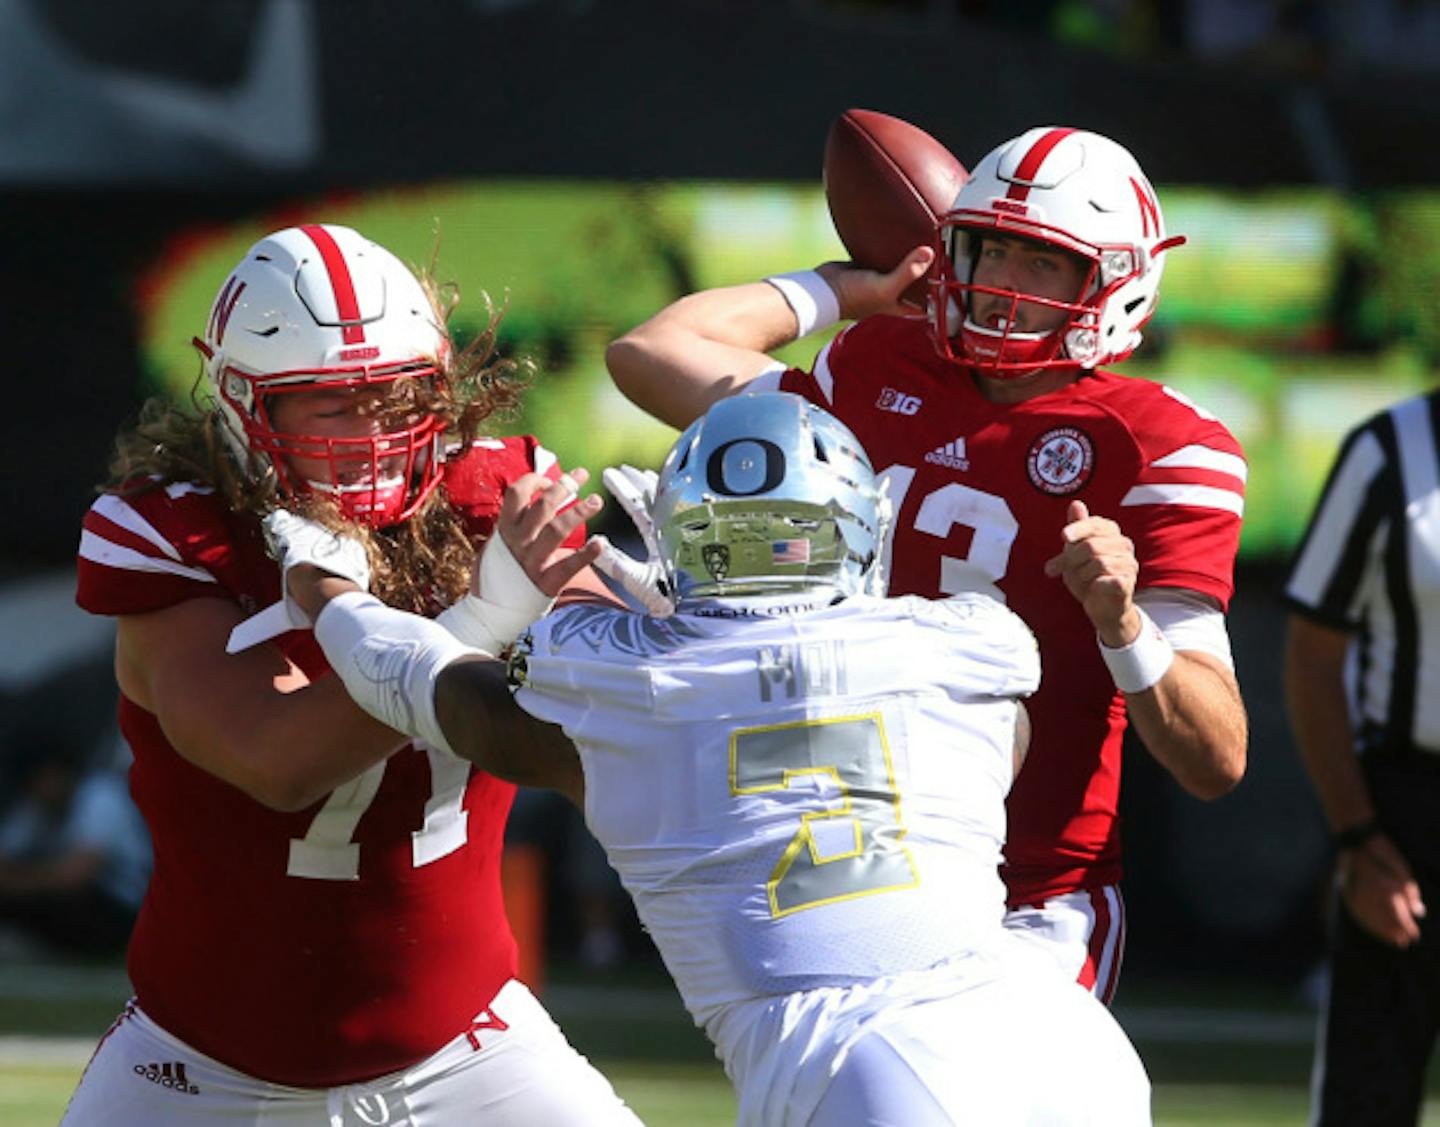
[137,182,1440,561]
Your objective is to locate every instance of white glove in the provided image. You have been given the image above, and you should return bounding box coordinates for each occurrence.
[592,465,674,617]
[226,510,371,654]
[436,528,556,656]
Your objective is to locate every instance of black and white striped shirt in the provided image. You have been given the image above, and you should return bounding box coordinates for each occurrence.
[1285,390,1440,754]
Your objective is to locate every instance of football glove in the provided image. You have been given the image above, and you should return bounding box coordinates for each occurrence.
[226,510,371,654]
[592,465,674,617]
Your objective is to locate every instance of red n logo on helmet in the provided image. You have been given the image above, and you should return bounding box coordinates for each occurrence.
[210,276,246,348]
[1130,177,1160,239]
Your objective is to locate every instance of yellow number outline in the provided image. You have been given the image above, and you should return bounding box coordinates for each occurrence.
[729,712,919,918]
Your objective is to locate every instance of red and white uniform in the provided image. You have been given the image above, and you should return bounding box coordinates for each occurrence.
[75,437,563,1088]
[772,314,1245,982]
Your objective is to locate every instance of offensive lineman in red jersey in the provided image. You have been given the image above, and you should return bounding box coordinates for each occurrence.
[607,126,1249,1004]
[67,225,641,1123]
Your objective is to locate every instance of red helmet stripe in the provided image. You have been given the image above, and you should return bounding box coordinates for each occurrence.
[300,224,367,345]
[1004,127,1079,201]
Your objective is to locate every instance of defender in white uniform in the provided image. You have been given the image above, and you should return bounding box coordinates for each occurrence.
[282,394,1151,1126]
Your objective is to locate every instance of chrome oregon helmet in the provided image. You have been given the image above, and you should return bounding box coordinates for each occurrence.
[652,392,885,601]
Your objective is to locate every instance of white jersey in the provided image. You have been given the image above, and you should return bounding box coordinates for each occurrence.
[513,591,1038,1027]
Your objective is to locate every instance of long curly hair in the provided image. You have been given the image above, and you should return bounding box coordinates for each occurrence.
[105,277,533,614]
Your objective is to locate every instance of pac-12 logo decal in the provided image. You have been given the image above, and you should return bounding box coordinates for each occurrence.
[1027,427,1094,495]
[702,543,731,580]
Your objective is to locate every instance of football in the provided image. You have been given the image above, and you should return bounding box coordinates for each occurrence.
[823,108,968,308]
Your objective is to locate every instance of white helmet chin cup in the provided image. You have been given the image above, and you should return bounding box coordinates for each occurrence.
[651,392,886,601]
[933,127,1180,377]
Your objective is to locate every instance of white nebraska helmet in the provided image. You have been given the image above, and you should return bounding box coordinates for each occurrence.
[932,126,1185,377]
[193,223,450,526]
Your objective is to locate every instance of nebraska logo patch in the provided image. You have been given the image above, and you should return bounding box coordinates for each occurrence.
[1027,427,1093,495]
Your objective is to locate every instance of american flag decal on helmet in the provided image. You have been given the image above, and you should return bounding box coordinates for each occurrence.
[772,540,811,564]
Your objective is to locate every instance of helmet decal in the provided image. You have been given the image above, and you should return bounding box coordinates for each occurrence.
[209,275,246,350]
[652,393,886,602]
[1130,177,1161,239]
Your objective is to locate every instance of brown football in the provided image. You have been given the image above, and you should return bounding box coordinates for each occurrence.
[823,108,968,308]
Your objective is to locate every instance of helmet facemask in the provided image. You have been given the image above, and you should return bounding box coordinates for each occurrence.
[235,364,450,526]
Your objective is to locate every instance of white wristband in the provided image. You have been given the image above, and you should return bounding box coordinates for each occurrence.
[765,270,841,338]
[1098,607,1175,694]
[436,530,556,656]
[314,591,481,756]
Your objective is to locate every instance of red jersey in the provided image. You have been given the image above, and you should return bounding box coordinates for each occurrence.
[75,436,569,1087]
[778,316,1245,904]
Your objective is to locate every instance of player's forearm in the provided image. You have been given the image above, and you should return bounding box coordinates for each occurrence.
[1283,618,1374,832]
[436,660,584,804]
[606,283,795,428]
[1126,651,1247,800]
[296,584,584,802]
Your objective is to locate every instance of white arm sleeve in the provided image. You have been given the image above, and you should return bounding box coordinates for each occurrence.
[313,591,483,756]
[1135,588,1234,671]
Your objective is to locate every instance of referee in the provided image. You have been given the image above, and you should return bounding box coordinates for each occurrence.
[1284,388,1440,1127]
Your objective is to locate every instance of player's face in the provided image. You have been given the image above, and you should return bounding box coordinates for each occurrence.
[265,384,419,491]
[968,236,1090,335]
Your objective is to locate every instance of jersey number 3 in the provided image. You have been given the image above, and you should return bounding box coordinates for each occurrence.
[879,466,1019,602]
[731,713,919,917]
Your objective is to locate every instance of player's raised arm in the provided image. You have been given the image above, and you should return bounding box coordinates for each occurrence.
[607,111,952,430]
[606,254,929,430]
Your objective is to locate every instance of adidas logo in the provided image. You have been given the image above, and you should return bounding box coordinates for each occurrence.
[133,1060,200,1095]
[924,437,969,471]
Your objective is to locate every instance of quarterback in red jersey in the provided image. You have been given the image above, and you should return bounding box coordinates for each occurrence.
[68,224,639,1123]
[607,126,1249,1004]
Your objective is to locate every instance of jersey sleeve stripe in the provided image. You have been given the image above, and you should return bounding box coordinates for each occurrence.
[89,494,185,562]
[533,442,558,476]
[1137,466,1247,492]
[1285,428,1386,608]
[811,341,837,404]
[1119,483,1244,517]
[1149,444,1248,482]
[83,510,186,565]
[78,530,218,584]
